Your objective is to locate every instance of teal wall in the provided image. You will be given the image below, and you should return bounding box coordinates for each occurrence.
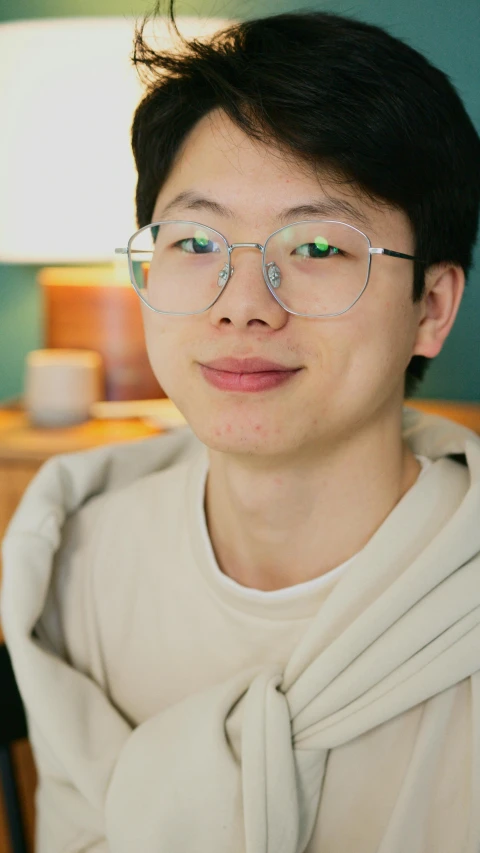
[1,0,479,402]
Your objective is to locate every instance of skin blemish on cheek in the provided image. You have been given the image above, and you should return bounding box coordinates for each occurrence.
[226,423,232,433]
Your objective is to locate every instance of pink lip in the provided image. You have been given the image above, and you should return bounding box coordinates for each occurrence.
[199,360,302,393]
[201,357,298,373]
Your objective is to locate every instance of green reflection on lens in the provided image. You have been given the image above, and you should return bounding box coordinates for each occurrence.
[194,230,210,247]
[314,235,329,252]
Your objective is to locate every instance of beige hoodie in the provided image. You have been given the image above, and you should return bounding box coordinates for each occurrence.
[1,405,480,853]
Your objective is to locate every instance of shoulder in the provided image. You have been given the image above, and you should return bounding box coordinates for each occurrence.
[49,423,205,599]
[22,427,206,677]
[4,425,201,542]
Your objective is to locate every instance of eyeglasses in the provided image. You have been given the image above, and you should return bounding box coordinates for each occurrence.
[115,219,426,318]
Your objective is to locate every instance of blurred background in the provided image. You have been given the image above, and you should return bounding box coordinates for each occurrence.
[0,0,479,405]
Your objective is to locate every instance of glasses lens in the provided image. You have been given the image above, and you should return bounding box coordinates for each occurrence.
[264,222,369,316]
[129,222,229,313]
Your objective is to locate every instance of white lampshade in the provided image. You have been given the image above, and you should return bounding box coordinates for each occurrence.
[0,16,229,264]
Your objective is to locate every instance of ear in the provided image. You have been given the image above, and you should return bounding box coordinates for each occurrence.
[411,262,465,359]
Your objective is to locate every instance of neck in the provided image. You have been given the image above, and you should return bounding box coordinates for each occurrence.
[204,408,421,592]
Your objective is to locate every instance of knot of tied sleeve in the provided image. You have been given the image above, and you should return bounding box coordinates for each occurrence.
[104,660,328,853]
[241,665,327,853]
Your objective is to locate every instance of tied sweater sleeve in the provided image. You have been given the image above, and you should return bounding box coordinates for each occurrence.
[24,501,111,853]
[1,427,198,853]
[26,715,110,853]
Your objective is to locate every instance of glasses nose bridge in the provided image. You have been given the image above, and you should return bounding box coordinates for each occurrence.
[227,242,265,281]
[228,241,264,256]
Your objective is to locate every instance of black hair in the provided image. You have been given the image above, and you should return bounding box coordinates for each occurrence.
[130,2,480,397]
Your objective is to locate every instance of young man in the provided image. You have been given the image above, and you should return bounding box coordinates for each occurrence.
[2,5,480,852]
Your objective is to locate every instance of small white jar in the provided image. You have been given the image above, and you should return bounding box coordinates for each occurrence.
[24,349,104,427]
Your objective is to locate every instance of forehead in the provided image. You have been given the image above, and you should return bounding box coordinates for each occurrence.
[152,110,412,244]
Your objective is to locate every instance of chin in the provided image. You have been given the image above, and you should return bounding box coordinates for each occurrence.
[164,377,312,456]
[200,434,286,457]
[184,409,302,458]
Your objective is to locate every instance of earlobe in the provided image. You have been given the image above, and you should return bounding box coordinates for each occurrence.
[411,263,465,359]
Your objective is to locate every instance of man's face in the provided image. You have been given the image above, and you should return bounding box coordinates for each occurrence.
[142,109,424,458]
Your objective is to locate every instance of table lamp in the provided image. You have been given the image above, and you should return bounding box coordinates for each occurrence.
[0,15,229,400]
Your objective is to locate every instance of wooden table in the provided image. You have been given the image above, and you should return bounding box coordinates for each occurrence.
[403,398,480,433]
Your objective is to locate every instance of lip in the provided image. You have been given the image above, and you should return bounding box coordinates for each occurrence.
[199,364,301,393]
[200,357,299,373]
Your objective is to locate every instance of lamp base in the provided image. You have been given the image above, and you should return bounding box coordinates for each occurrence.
[38,266,166,402]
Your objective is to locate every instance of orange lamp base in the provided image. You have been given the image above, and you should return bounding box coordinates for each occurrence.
[38,266,166,402]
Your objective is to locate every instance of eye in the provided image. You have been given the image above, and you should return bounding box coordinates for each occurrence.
[175,230,222,255]
[293,238,341,259]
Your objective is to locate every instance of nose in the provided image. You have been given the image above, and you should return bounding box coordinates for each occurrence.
[217,258,282,289]
[208,243,288,329]
[216,242,263,287]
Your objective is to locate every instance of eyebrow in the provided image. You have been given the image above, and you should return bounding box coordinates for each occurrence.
[157,190,374,230]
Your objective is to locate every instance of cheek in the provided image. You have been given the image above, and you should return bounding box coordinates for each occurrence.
[142,310,166,358]
[355,287,418,385]
[323,282,414,394]
[141,310,183,390]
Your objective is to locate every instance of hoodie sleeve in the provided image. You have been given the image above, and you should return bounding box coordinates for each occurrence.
[0,431,199,853]
[26,712,109,853]
[17,504,112,853]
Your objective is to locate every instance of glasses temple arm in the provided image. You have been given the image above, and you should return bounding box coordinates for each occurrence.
[370,247,428,263]
[115,248,149,254]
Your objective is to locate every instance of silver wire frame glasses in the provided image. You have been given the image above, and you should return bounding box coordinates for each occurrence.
[115,218,427,319]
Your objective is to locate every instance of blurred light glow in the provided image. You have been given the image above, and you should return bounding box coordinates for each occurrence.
[0,16,229,264]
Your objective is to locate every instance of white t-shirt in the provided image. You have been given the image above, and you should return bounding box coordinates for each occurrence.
[200,454,433,601]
